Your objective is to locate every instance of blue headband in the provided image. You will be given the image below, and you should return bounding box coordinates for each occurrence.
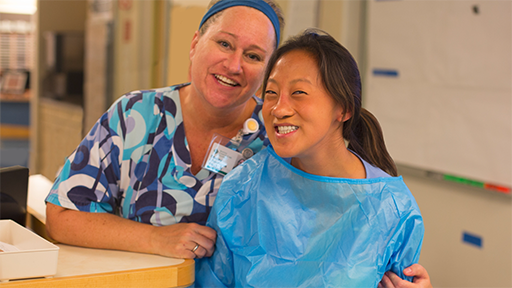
[199,0,280,48]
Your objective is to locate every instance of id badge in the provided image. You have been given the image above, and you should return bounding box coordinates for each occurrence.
[202,133,243,175]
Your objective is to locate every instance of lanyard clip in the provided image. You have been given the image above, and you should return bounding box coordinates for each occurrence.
[231,118,259,147]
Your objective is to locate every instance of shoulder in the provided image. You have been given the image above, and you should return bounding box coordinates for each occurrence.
[111,84,186,110]
[364,162,392,179]
[250,95,264,119]
[214,148,271,205]
[223,148,270,185]
[106,85,187,120]
[377,176,421,219]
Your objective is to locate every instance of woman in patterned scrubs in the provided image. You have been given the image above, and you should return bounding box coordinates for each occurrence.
[45,0,284,260]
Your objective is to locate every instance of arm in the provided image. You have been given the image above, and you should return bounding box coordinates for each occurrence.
[195,178,239,287]
[46,203,216,259]
[379,264,432,288]
[378,181,426,286]
[45,91,217,258]
[194,225,232,288]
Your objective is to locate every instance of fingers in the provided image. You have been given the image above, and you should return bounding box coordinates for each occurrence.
[150,223,218,259]
[174,223,216,258]
[189,225,216,256]
[195,224,217,242]
[385,271,411,288]
[191,243,208,259]
[179,240,208,259]
[405,264,432,288]
[403,264,426,278]
[384,266,433,288]
[378,272,394,288]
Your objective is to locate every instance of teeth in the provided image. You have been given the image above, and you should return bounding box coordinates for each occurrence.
[215,75,238,86]
[277,126,298,134]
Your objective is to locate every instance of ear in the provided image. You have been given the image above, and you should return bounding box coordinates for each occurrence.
[341,111,352,122]
[189,31,200,61]
[336,107,352,123]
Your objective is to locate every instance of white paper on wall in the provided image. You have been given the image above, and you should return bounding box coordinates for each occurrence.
[364,0,512,187]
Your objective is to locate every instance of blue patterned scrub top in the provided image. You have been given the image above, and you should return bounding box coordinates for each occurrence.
[45,83,269,226]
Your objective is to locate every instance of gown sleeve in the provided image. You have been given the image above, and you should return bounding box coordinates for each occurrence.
[383,189,425,281]
[194,180,238,288]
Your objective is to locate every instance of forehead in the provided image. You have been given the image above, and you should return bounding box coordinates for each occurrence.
[271,50,319,76]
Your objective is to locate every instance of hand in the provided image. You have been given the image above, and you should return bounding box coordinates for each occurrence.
[378,264,432,288]
[150,223,217,259]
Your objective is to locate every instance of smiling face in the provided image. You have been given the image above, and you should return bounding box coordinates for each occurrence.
[188,6,276,111]
[263,50,348,161]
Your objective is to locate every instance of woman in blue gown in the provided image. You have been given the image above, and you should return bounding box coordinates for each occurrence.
[196,29,425,287]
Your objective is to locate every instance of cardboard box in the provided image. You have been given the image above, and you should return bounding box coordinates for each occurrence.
[0,220,59,282]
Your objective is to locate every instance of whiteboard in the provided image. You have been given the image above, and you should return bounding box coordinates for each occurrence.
[364,1,511,187]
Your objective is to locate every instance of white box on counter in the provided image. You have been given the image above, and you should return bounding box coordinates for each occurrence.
[0,220,59,282]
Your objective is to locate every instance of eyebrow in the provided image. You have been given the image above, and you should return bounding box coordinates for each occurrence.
[218,30,268,54]
[267,78,312,85]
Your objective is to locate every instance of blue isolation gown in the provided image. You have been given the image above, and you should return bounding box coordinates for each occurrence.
[196,146,424,288]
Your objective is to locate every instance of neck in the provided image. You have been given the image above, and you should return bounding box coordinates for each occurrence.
[180,85,257,137]
[290,143,366,179]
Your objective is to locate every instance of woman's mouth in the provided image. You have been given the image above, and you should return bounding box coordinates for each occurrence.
[215,74,239,87]
[275,125,299,135]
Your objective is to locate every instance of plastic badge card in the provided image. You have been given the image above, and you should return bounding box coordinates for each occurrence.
[203,133,243,175]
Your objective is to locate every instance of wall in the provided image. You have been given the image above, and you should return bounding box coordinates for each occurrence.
[38,99,83,180]
[30,0,87,179]
[83,0,169,133]
[166,2,206,85]
[83,0,113,133]
[401,169,512,287]
[361,2,512,286]
[113,0,156,98]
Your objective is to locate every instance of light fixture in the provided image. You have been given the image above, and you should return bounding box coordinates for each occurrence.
[0,0,37,15]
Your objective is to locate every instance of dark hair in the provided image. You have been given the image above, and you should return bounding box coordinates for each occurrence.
[199,0,285,47]
[262,28,398,176]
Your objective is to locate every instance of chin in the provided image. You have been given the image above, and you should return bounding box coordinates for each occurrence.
[272,146,296,159]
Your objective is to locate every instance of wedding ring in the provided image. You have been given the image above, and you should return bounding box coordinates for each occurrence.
[192,244,200,252]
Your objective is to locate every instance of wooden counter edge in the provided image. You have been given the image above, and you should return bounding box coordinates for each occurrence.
[0,259,195,288]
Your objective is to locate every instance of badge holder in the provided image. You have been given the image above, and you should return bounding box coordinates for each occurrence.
[202,133,243,175]
[202,119,259,175]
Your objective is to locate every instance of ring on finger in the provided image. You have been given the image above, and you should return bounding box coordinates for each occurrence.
[192,244,200,253]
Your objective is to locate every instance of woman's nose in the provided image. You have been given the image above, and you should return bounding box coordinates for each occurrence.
[271,94,294,119]
[225,52,242,74]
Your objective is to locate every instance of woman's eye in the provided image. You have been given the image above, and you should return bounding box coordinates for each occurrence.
[218,41,230,48]
[264,90,277,98]
[293,90,307,95]
[247,54,262,62]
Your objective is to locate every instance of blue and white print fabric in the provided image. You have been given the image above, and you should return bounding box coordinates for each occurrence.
[45,84,268,226]
[196,146,424,288]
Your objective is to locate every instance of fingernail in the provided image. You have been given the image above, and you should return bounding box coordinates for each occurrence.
[404,268,412,274]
